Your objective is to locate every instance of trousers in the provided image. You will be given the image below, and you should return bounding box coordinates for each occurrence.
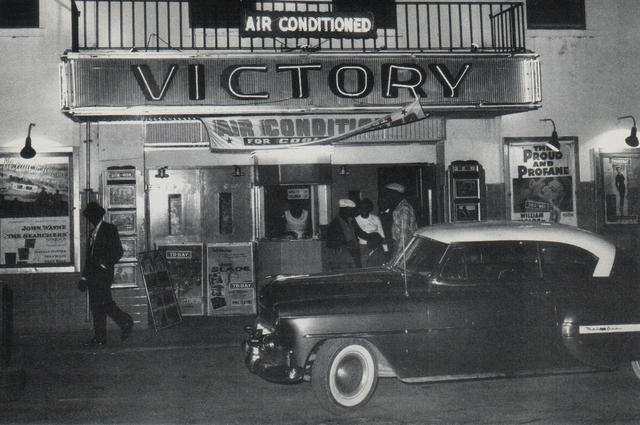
[89,284,132,341]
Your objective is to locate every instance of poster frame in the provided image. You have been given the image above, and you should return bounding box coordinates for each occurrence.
[156,242,205,316]
[0,148,80,273]
[120,236,137,262]
[107,209,137,234]
[138,250,183,331]
[503,137,579,226]
[106,184,136,209]
[206,242,256,316]
[106,167,136,182]
[598,151,640,225]
[112,262,137,288]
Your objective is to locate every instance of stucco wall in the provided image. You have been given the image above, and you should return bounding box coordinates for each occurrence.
[0,1,76,151]
[502,0,640,182]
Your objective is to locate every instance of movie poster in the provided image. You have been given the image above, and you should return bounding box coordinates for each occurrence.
[206,243,256,316]
[0,153,73,267]
[157,244,204,315]
[602,156,640,224]
[508,141,577,226]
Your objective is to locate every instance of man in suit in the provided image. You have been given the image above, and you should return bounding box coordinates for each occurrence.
[78,202,133,347]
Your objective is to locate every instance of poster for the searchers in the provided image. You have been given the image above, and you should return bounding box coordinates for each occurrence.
[0,153,73,267]
[508,140,577,226]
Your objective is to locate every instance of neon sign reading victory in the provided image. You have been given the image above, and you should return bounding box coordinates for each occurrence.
[131,62,472,101]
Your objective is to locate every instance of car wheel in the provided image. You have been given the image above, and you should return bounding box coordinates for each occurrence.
[311,338,378,414]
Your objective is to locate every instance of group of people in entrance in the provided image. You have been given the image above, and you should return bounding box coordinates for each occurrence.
[327,183,417,271]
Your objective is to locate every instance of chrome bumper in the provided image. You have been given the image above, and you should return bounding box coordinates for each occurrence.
[242,326,304,384]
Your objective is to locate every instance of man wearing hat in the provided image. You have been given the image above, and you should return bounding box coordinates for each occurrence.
[382,183,417,258]
[78,202,133,347]
[326,199,361,270]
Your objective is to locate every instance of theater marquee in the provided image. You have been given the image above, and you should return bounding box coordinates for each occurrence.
[60,52,541,118]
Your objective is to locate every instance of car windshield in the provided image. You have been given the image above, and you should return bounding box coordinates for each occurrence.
[391,236,448,276]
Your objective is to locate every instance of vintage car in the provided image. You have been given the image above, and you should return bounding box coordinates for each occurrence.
[243,221,640,413]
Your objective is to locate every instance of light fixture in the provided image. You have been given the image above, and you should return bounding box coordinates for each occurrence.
[618,115,639,147]
[155,166,169,178]
[232,165,244,177]
[337,165,350,176]
[20,123,36,159]
[539,118,560,152]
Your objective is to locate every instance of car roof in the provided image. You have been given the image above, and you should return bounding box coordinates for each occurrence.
[415,221,616,277]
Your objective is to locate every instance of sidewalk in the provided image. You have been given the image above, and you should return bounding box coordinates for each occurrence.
[14,315,256,354]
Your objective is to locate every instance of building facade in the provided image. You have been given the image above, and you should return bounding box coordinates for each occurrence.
[1,0,639,333]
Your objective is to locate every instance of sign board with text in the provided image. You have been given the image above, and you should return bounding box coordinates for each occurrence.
[207,243,256,316]
[157,243,205,315]
[0,152,75,270]
[139,250,183,330]
[506,139,578,226]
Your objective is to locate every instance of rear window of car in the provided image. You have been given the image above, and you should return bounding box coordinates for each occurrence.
[539,242,597,281]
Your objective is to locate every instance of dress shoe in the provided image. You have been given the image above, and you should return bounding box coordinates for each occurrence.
[82,337,106,348]
[121,320,134,341]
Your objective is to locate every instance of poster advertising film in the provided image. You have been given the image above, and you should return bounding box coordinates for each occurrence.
[157,243,205,315]
[138,250,182,330]
[206,243,256,316]
[508,140,577,226]
[0,153,73,268]
[602,155,640,224]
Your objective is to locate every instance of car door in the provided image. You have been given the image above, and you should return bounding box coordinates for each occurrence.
[423,241,534,377]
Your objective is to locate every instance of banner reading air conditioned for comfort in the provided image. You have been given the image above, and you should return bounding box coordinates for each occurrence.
[201,99,427,152]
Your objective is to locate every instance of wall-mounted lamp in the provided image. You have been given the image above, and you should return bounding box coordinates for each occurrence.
[618,115,639,147]
[539,118,560,152]
[155,166,169,178]
[337,165,350,176]
[232,165,244,177]
[20,123,37,159]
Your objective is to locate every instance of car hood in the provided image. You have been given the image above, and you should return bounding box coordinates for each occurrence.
[258,267,406,318]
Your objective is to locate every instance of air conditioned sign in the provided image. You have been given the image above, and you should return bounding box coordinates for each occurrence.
[241,11,375,38]
[202,99,426,151]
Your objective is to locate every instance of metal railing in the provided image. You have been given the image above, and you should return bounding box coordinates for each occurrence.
[70,1,526,53]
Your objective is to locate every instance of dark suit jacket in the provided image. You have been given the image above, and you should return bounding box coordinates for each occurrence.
[82,221,123,287]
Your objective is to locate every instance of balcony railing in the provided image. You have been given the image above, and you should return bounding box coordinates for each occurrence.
[70,1,526,53]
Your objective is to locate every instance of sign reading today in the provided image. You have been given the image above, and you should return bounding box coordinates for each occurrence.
[241,11,375,38]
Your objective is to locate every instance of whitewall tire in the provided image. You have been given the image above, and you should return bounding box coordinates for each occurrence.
[311,339,378,414]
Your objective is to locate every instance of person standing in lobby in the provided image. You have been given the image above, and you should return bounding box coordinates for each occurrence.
[383,183,417,258]
[326,199,361,270]
[78,202,133,347]
[354,198,387,267]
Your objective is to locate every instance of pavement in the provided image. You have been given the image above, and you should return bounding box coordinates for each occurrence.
[12,315,257,356]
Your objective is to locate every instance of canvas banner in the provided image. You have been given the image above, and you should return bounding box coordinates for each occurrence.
[202,99,427,151]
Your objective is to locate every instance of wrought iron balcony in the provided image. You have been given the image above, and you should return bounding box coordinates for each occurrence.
[71,1,527,53]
